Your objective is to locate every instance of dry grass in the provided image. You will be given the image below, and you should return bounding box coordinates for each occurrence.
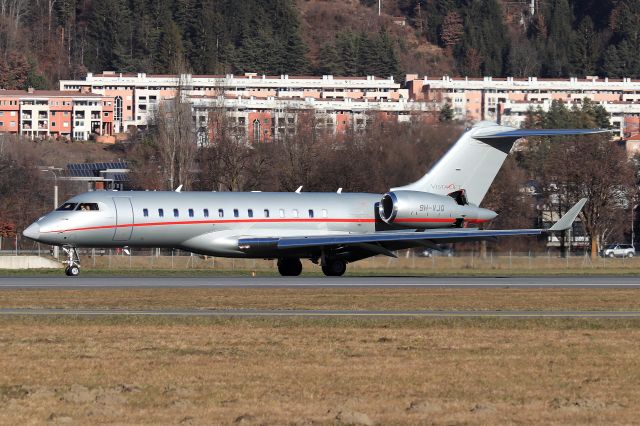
[0,316,640,424]
[2,288,640,312]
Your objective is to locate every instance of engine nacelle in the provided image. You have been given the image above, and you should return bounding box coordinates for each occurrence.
[378,190,496,229]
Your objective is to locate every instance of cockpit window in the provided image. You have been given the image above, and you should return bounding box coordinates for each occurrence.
[77,203,99,211]
[56,203,77,211]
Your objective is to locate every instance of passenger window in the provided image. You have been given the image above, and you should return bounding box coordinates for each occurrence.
[233,209,239,218]
[173,208,179,218]
[322,209,328,218]
[158,208,164,218]
[203,209,209,218]
[308,209,314,218]
[56,203,77,211]
[143,208,149,217]
[218,209,224,218]
[264,209,270,218]
[292,209,299,218]
[77,203,99,211]
[279,209,285,218]
[248,209,253,218]
[188,208,194,218]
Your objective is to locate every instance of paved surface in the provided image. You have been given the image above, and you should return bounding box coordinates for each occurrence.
[2,276,640,289]
[0,308,639,318]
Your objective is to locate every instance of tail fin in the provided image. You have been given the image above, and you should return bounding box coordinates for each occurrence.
[392,121,608,205]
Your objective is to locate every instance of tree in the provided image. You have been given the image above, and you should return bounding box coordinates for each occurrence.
[440,11,463,51]
[150,79,197,190]
[439,102,453,122]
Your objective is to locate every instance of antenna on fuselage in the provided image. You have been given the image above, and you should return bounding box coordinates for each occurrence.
[175,185,183,192]
[295,186,303,194]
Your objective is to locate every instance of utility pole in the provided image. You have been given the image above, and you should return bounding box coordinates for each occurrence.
[40,167,61,260]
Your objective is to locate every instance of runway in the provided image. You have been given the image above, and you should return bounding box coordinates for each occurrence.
[2,275,640,289]
[1,307,640,318]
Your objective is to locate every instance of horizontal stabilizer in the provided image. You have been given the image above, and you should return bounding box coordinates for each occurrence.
[474,128,609,142]
[549,198,588,232]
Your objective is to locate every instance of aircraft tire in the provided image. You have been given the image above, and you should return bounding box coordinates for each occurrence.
[66,265,80,277]
[277,258,302,276]
[322,259,346,277]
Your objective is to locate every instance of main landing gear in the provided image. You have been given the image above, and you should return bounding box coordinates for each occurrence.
[276,257,347,277]
[321,258,347,277]
[62,247,80,277]
[277,258,303,276]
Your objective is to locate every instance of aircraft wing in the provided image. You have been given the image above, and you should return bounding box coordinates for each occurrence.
[268,228,544,249]
[238,199,587,254]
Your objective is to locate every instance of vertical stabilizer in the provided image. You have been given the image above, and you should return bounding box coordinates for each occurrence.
[392,122,518,205]
[392,122,607,206]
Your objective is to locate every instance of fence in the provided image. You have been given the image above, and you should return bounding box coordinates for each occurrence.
[3,248,639,272]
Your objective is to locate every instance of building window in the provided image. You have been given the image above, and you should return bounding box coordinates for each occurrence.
[292,209,299,218]
[188,208,194,218]
[322,209,328,218]
[279,209,285,218]
[114,96,123,122]
[248,209,253,218]
[233,209,239,218]
[143,208,149,217]
[218,209,224,217]
[51,122,56,127]
[158,208,164,217]
[0,122,3,126]
[203,208,209,218]
[173,208,179,217]
[308,209,314,218]
[264,209,270,218]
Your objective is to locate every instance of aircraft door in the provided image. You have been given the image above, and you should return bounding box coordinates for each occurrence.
[113,197,134,241]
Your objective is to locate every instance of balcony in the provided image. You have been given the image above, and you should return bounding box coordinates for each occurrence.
[38,112,48,119]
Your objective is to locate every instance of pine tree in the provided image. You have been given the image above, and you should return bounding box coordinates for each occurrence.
[570,17,597,76]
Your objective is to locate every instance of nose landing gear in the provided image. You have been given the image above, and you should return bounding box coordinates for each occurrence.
[62,247,80,277]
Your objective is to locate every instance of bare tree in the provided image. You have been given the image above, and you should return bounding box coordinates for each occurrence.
[151,75,197,190]
[546,136,636,258]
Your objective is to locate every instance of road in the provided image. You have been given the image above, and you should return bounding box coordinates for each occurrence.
[1,276,640,289]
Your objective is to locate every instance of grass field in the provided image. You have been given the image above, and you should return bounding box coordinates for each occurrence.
[2,287,640,312]
[1,316,640,424]
[0,288,640,423]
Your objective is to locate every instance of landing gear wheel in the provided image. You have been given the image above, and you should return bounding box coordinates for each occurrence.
[322,259,347,277]
[277,258,303,276]
[65,265,80,277]
[62,247,81,277]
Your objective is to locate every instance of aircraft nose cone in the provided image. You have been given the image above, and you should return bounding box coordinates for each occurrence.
[23,223,40,241]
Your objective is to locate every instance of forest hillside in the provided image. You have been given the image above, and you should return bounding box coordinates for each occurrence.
[0,0,638,89]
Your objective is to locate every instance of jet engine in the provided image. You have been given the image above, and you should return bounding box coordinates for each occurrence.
[378,190,496,229]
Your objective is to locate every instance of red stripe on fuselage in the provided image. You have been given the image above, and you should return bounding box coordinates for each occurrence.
[41,217,490,234]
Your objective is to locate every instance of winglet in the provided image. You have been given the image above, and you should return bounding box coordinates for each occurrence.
[549,198,588,232]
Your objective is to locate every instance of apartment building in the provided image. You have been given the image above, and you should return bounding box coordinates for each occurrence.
[0,89,114,140]
[59,72,435,141]
[406,74,640,136]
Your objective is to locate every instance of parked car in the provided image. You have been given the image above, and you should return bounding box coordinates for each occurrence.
[601,243,635,258]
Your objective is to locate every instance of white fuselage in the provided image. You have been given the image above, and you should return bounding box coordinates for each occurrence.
[25,191,493,258]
